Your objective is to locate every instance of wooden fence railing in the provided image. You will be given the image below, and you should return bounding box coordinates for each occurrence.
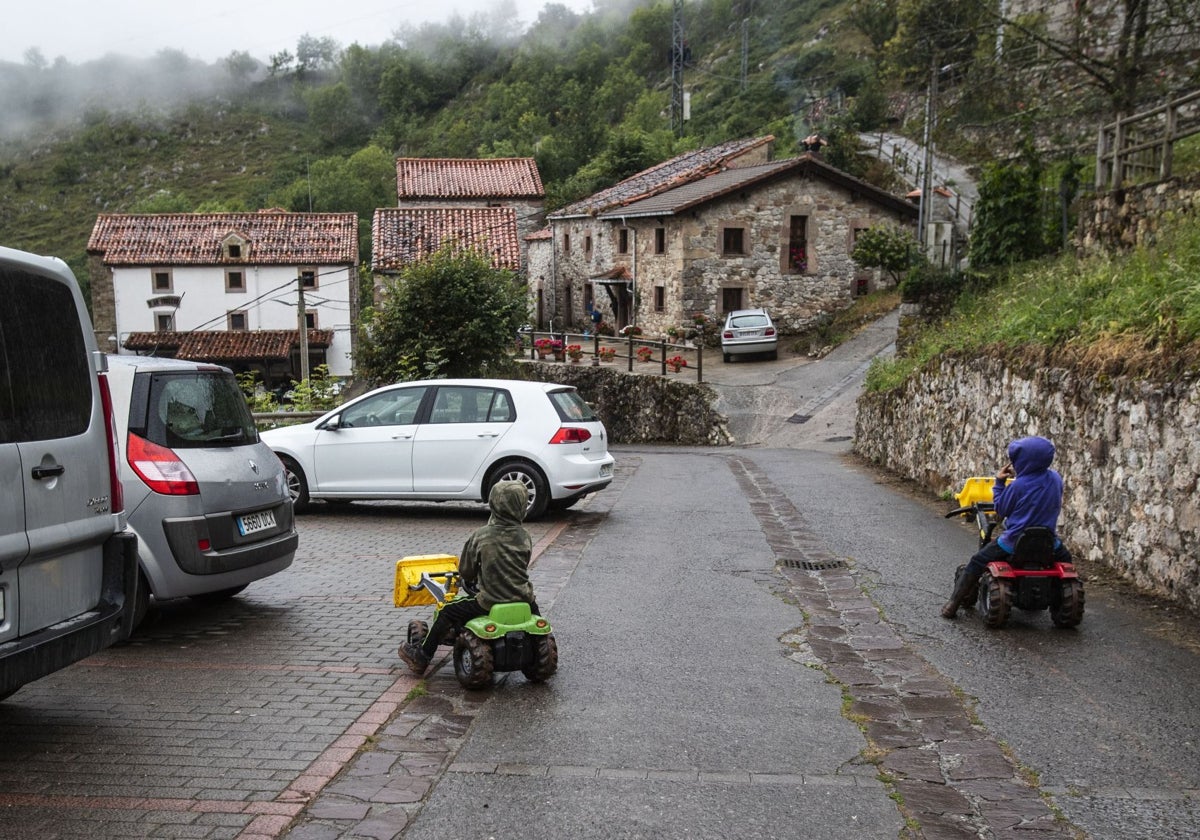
[1096,88,1200,190]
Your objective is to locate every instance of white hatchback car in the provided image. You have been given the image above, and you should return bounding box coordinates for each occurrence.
[260,379,615,520]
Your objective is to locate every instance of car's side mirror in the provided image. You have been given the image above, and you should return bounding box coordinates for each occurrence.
[321,414,342,431]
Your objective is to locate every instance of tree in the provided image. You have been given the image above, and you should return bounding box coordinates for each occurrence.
[851,223,916,286]
[357,245,528,383]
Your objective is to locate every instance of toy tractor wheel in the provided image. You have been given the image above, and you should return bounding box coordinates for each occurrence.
[979,572,1012,628]
[407,619,428,646]
[1051,580,1085,628]
[453,633,495,689]
[521,634,559,683]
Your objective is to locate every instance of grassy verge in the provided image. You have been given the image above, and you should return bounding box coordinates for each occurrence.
[865,213,1200,392]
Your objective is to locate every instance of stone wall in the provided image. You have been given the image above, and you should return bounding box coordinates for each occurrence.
[518,362,732,447]
[1077,174,1200,254]
[854,356,1200,610]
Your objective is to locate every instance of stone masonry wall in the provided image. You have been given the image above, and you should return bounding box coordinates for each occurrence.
[1077,174,1200,254]
[519,361,732,447]
[854,356,1200,610]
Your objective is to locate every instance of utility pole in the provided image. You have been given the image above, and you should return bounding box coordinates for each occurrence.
[297,276,310,383]
[917,53,939,259]
[670,0,686,135]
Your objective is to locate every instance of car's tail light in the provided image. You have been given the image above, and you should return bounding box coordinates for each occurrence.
[765,327,776,336]
[549,427,592,444]
[723,330,734,339]
[98,372,125,514]
[127,432,200,495]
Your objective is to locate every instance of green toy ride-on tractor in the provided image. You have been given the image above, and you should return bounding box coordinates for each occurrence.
[394,554,558,689]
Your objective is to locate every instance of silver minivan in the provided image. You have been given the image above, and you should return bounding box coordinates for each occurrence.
[105,356,297,625]
[0,246,139,700]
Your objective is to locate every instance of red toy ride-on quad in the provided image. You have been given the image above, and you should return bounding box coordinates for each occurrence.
[945,477,1084,629]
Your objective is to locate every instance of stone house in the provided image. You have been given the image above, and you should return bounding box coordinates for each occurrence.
[531,136,918,336]
[87,210,359,384]
[395,157,545,275]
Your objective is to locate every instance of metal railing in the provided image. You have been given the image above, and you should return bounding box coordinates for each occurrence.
[522,330,705,382]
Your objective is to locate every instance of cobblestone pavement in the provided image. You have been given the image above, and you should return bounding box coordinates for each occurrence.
[0,498,568,840]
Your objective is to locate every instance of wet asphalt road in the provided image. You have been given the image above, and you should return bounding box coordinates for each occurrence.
[0,313,1197,839]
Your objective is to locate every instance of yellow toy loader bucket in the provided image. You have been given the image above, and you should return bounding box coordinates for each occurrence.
[955,477,996,509]
[394,554,459,607]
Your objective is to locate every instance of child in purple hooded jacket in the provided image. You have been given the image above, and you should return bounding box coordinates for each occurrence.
[941,436,1073,619]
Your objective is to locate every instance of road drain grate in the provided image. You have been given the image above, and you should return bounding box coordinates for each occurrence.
[781,557,847,571]
[786,413,812,424]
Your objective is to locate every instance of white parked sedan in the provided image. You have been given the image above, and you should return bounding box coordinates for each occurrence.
[260,379,615,519]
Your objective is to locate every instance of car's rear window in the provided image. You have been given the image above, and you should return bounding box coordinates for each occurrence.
[548,389,598,422]
[0,267,92,444]
[730,314,770,328]
[138,371,258,449]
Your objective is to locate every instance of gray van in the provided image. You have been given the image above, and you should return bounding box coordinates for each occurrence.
[0,246,139,700]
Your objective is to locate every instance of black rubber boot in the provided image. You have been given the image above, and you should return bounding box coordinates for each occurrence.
[941,569,982,619]
[398,641,431,675]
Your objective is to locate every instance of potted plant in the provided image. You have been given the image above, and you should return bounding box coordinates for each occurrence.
[636,346,653,363]
[566,343,583,362]
[666,354,688,373]
[597,347,616,363]
[534,338,553,358]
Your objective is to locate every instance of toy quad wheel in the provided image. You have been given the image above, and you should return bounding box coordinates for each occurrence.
[407,619,428,646]
[979,572,1012,628]
[454,633,495,689]
[1050,579,1085,628]
[521,634,559,683]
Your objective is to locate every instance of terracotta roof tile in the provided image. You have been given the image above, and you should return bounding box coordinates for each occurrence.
[88,212,359,265]
[123,329,332,362]
[396,158,544,201]
[550,136,774,219]
[372,207,521,272]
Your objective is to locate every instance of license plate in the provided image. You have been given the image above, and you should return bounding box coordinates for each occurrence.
[237,509,277,536]
[742,329,763,337]
[599,463,613,477]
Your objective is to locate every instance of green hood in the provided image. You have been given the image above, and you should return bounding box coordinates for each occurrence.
[488,480,528,526]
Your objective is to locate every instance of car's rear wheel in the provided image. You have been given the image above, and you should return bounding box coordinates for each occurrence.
[279,456,311,513]
[488,460,550,520]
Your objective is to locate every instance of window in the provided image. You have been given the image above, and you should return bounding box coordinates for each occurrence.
[722,227,746,256]
[618,229,629,255]
[227,311,248,330]
[584,235,592,255]
[222,234,249,261]
[340,387,428,428]
[428,387,514,425]
[225,269,245,292]
[654,286,665,312]
[0,267,92,443]
[787,215,809,273]
[721,287,744,312]
[299,267,318,290]
[156,313,175,331]
[227,244,242,259]
[654,228,666,254]
[304,311,318,329]
[563,233,571,254]
[152,269,173,292]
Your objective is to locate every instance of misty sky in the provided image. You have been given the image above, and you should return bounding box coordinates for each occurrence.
[4,0,595,65]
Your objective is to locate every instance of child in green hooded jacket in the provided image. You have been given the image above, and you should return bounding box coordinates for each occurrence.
[398,480,540,675]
